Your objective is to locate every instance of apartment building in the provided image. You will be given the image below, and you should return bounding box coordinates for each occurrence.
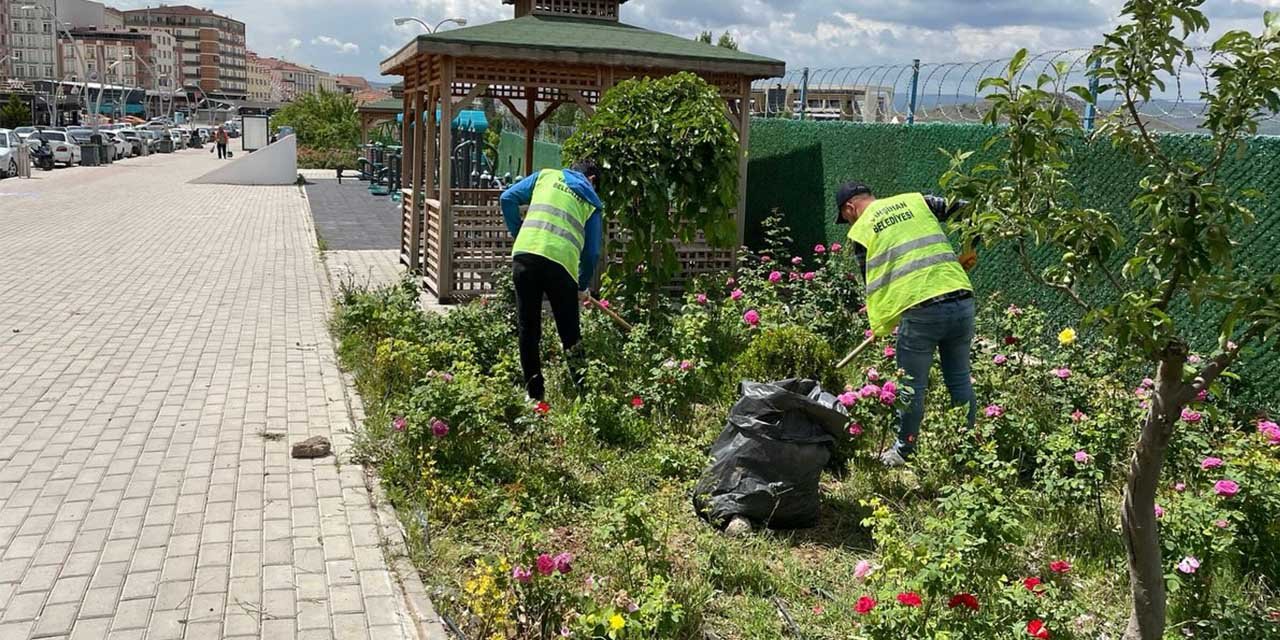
[122,4,246,101]
[63,26,175,89]
[5,0,57,82]
[245,51,271,102]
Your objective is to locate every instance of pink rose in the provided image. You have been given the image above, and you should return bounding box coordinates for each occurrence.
[803,272,816,281]
[760,255,772,263]
[1141,377,1155,389]
[1174,482,1186,492]
[1189,354,1203,365]
[1006,304,1023,316]
[431,419,449,438]
[726,277,736,286]
[859,384,881,399]
[512,565,533,583]
[993,354,1008,365]
[848,423,863,436]
[1214,519,1229,529]
[441,372,454,383]
[864,329,875,339]
[882,380,898,394]
[535,554,556,576]
[884,346,896,358]
[879,389,898,405]
[1177,556,1200,574]
[1154,504,1165,518]
[553,552,573,574]
[1200,457,1223,470]
[679,360,694,371]
[1051,367,1072,380]
[743,309,760,326]
[598,299,611,309]
[695,293,708,305]
[730,289,744,301]
[1181,408,1203,424]
[1214,480,1240,497]
[1196,389,1208,402]
[1257,420,1280,445]
[814,244,826,254]
[985,404,1004,418]
[866,367,880,382]
[768,271,782,283]
[838,392,858,407]
[791,256,803,265]
[853,559,874,581]
[1070,410,1088,422]
[858,305,868,314]
[831,242,843,252]
[1074,450,1091,464]
[789,271,800,282]
[392,416,407,432]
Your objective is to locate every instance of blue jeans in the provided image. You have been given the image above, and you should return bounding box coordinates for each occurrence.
[893,296,977,457]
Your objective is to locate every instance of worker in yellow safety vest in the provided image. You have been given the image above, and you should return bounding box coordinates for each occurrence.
[500,161,605,401]
[835,181,978,467]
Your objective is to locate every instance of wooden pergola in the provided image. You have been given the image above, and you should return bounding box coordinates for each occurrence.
[356,97,403,145]
[380,0,784,302]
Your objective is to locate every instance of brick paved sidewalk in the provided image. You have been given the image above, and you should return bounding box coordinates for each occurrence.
[0,151,424,640]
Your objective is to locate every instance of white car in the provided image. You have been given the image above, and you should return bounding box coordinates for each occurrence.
[30,130,81,167]
[0,129,19,178]
[104,132,130,159]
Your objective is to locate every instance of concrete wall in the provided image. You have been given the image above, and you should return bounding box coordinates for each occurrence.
[190,134,297,186]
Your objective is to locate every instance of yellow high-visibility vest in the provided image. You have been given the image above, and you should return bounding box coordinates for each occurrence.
[847,193,972,336]
[512,170,596,284]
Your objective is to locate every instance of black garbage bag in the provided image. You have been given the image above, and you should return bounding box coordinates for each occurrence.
[693,378,850,530]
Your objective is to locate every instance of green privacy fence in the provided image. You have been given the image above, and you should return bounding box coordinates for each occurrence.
[496,131,565,178]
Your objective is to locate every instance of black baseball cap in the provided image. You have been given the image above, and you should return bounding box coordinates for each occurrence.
[834,181,873,224]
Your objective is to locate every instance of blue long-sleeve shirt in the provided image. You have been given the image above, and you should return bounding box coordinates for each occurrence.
[500,169,604,289]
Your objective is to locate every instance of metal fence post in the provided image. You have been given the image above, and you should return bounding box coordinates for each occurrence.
[907,59,920,125]
[798,67,809,121]
[1084,58,1101,133]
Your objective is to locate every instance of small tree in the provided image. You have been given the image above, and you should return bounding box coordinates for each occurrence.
[695,31,739,50]
[942,2,1280,638]
[271,89,360,149]
[562,72,739,299]
[0,95,32,129]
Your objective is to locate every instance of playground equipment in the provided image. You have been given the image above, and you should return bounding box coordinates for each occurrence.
[345,109,504,198]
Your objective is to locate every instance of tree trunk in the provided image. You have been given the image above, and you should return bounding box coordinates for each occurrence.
[1121,349,1187,640]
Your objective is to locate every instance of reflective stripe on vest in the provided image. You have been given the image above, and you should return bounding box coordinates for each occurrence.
[511,170,596,284]
[847,193,973,336]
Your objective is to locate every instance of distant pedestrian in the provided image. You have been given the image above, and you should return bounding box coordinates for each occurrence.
[215,126,229,159]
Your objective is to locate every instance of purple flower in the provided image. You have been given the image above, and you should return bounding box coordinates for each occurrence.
[730,289,744,301]
[859,384,881,399]
[1141,377,1155,389]
[1214,480,1240,497]
[1257,420,1280,445]
[392,416,407,432]
[743,309,761,326]
[838,391,858,407]
[1174,482,1186,492]
[679,360,694,371]
[993,354,1008,365]
[985,404,1004,418]
[1155,504,1165,518]
[768,271,782,283]
[1196,389,1208,402]
[1074,450,1092,464]
[1051,367,1072,380]
[1200,457,1223,470]
[865,367,880,382]
[1181,408,1203,424]
[864,329,875,339]
[553,552,573,574]
[695,293,708,305]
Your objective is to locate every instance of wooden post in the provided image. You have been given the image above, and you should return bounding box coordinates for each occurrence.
[524,87,536,176]
[399,86,414,267]
[439,57,456,299]
[424,86,437,198]
[409,89,426,272]
[736,77,751,249]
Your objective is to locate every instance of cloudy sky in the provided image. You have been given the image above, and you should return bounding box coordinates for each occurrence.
[106,0,1280,80]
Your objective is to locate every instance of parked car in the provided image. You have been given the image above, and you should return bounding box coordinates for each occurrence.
[116,129,145,156]
[139,130,162,152]
[104,131,131,159]
[0,129,19,178]
[28,130,80,167]
[13,126,37,142]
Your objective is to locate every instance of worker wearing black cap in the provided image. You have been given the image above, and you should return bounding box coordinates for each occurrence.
[835,181,978,466]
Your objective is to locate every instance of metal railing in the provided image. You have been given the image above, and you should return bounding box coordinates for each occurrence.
[751,49,1280,134]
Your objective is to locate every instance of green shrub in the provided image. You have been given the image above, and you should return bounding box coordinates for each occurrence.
[298,146,358,169]
[734,325,839,390]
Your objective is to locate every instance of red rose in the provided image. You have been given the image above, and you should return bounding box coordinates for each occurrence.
[1023,576,1043,594]
[1027,619,1051,639]
[1049,560,1071,574]
[854,596,876,615]
[947,593,980,611]
[535,401,551,415]
[1005,335,1019,345]
[631,396,644,409]
[896,592,922,607]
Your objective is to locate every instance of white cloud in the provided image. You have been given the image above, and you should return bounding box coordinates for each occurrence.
[312,35,360,54]
[379,44,397,56]
[278,38,302,53]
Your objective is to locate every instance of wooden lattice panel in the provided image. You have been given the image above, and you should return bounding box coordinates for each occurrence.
[453,62,600,92]
[613,67,743,97]
[530,0,619,20]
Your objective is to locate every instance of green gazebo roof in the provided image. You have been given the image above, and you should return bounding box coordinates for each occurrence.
[381,14,785,78]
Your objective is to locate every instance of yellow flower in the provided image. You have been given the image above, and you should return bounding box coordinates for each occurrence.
[1058,327,1077,346]
[609,614,626,631]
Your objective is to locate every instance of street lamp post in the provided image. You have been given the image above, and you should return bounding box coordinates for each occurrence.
[393,16,468,33]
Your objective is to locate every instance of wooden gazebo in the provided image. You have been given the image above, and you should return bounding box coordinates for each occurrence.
[356,97,403,145]
[380,0,785,301]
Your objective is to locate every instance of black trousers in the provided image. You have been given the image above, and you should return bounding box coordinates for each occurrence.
[513,253,581,400]
[216,143,227,159]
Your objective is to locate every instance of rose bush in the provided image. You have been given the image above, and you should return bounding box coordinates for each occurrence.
[334,227,1280,638]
